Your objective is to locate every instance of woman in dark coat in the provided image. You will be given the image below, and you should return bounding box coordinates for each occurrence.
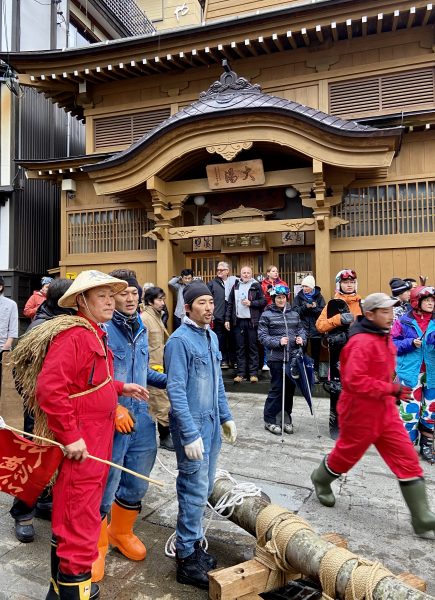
[258,285,306,435]
[292,275,326,383]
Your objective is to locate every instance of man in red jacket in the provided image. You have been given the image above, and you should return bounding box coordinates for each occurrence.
[35,270,149,600]
[311,292,435,538]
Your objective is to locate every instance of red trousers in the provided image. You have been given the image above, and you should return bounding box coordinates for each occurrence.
[328,393,423,480]
[52,408,115,574]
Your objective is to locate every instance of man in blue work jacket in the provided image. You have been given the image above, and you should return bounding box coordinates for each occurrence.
[92,271,166,582]
[164,281,237,589]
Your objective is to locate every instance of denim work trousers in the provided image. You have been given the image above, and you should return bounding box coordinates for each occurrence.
[100,398,157,516]
[264,361,296,424]
[234,318,259,376]
[170,413,221,559]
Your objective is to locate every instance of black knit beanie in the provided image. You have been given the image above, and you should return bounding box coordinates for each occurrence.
[183,281,212,306]
[389,277,412,297]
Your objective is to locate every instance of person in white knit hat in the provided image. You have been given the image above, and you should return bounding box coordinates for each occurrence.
[292,275,326,384]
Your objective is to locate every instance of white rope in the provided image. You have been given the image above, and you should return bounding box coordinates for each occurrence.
[161,466,262,558]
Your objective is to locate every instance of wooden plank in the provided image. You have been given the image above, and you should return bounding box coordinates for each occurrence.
[397,573,427,592]
[208,559,270,600]
[321,532,348,548]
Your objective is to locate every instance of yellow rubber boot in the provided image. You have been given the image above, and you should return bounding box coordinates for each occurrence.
[107,503,146,561]
[91,517,108,582]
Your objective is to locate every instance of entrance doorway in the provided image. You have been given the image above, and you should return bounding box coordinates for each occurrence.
[274,247,314,299]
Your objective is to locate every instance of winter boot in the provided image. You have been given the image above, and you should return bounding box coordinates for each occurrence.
[419,434,434,463]
[107,501,146,560]
[192,540,217,570]
[45,536,60,600]
[176,549,210,589]
[158,423,175,452]
[57,572,99,600]
[310,457,340,507]
[14,518,35,543]
[91,517,108,582]
[399,478,435,537]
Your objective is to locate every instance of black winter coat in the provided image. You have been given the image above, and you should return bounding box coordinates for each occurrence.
[292,287,326,338]
[258,303,306,362]
[226,280,266,327]
[207,277,227,322]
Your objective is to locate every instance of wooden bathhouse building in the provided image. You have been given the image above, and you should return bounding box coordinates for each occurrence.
[4,0,435,313]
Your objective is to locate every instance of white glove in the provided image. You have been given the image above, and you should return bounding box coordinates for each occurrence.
[221,420,237,444]
[184,437,204,461]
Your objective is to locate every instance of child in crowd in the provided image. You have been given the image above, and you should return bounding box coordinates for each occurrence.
[292,275,325,383]
[391,286,435,462]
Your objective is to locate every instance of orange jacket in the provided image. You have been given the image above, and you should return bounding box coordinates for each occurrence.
[315,292,362,334]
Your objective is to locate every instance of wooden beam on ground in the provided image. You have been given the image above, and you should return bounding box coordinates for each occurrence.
[208,560,270,600]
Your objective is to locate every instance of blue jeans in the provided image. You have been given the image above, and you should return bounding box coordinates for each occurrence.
[170,412,222,558]
[100,398,157,516]
[264,361,295,424]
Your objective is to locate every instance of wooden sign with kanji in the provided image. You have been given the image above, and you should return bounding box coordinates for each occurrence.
[206,159,265,190]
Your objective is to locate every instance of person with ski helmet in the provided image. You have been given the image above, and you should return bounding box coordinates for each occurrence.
[391,285,435,461]
[315,269,362,439]
[258,284,306,435]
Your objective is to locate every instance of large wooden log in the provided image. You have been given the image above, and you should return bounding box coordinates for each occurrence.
[209,478,433,600]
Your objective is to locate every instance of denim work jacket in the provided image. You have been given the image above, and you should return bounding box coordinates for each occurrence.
[106,311,166,401]
[164,321,233,446]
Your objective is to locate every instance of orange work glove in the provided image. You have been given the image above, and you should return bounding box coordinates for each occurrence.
[115,405,136,434]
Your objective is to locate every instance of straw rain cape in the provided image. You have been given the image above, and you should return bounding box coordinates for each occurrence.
[12,315,98,440]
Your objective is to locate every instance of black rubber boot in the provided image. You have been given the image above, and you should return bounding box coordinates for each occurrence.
[176,550,210,589]
[399,478,435,537]
[45,536,60,600]
[310,457,340,507]
[57,572,100,600]
[35,490,53,521]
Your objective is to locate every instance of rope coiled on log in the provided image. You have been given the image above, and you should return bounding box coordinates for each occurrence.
[254,503,394,599]
[255,504,313,591]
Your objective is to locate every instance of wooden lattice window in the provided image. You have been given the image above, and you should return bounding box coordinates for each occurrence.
[332,181,435,238]
[67,207,156,253]
[94,108,171,149]
[329,68,435,117]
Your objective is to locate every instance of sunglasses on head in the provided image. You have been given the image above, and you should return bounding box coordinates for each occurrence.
[419,286,435,298]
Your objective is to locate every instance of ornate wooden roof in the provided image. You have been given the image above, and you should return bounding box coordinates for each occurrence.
[83,65,402,173]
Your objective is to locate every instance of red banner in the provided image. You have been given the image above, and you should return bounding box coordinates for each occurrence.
[0,429,64,506]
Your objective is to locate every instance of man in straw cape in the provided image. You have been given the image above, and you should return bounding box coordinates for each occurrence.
[34,270,149,600]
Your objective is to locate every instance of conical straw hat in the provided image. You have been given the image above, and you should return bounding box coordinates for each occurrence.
[58,270,128,308]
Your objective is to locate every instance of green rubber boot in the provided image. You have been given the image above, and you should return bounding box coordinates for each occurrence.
[310,457,340,507]
[399,478,435,537]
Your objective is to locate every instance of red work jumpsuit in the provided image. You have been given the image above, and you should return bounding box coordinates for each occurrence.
[36,318,123,575]
[327,322,424,480]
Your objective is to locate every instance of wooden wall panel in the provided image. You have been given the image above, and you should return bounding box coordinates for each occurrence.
[330,247,435,297]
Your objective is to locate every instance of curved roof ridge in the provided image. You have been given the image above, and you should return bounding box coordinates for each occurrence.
[84,65,403,173]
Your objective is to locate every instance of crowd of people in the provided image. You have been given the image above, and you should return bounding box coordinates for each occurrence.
[0,263,434,598]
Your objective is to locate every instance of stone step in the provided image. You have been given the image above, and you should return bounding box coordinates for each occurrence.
[221,368,329,397]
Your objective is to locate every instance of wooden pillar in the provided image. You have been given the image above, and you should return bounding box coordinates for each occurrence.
[148,186,187,329]
[314,210,332,299]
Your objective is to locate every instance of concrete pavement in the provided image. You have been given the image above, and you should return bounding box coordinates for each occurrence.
[0,374,434,599]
